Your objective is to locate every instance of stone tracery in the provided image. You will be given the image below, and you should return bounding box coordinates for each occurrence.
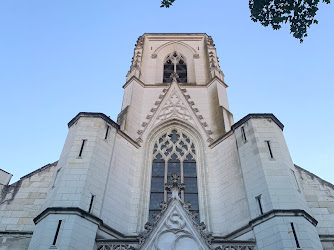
[149,129,199,224]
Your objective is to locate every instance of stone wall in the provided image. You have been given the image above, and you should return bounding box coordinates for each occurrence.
[207,132,251,236]
[100,133,139,235]
[295,165,334,249]
[0,162,57,232]
[0,162,57,249]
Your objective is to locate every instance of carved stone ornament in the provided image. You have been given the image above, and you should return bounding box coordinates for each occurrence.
[170,72,179,82]
[154,88,194,126]
[215,246,255,250]
[97,244,136,250]
[164,172,186,199]
[151,53,157,58]
[138,169,214,249]
[138,196,213,249]
[207,35,215,47]
[137,82,214,144]
[135,35,144,48]
[193,53,200,59]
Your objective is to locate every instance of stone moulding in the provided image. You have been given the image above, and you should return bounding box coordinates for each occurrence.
[209,113,284,149]
[97,244,136,250]
[249,208,318,227]
[33,207,138,241]
[68,112,119,129]
[67,112,140,148]
[122,75,228,90]
[150,40,199,59]
[215,245,255,250]
[136,81,214,144]
[231,113,284,131]
[218,209,318,241]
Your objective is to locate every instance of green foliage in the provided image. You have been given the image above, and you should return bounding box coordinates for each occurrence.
[160,0,176,8]
[160,0,331,42]
[249,0,330,42]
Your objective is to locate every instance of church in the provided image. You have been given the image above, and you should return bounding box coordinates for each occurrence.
[0,33,333,250]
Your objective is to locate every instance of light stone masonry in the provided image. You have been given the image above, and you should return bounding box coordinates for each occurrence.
[0,33,333,250]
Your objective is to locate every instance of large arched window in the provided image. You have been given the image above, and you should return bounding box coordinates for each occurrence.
[149,129,198,222]
[163,52,187,83]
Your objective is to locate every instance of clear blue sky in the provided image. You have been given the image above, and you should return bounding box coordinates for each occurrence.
[0,1,333,184]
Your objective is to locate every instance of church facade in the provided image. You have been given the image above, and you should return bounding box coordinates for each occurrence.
[0,33,333,250]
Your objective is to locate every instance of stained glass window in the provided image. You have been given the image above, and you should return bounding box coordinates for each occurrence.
[148,129,199,223]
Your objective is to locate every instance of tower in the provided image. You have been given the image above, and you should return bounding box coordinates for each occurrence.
[1,33,332,250]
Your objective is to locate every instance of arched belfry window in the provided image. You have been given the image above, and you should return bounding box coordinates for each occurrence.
[163,52,187,83]
[149,129,199,222]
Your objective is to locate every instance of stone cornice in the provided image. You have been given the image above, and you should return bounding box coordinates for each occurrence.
[211,239,256,245]
[210,113,284,148]
[123,76,228,90]
[33,207,317,242]
[250,209,318,228]
[232,113,284,131]
[319,234,334,241]
[206,76,228,88]
[68,112,119,129]
[67,112,140,148]
[0,231,33,235]
[33,207,138,240]
[218,209,317,240]
[144,33,206,41]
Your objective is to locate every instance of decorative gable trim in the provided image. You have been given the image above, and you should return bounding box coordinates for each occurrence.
[138,199,213,250]
[136,81,214,144]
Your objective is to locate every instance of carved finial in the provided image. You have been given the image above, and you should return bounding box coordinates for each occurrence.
[165,172,185,199]
[135,35,144,48]
[171,172,180,184]
[170,72,179,83]
[207,35,215,47]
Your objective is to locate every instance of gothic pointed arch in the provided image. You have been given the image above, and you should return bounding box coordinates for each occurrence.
[137,81,214,144]
[151,41,198,59]
[150,41,198,84]
[137,119,211,232]
[163,51,188,83]
[148,128,198,223]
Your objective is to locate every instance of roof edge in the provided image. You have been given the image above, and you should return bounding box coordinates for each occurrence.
[294,164,334,188]
[231,113,284,131]
[143,33,207,35]
[68,112,120,129]
[19,161,58,182]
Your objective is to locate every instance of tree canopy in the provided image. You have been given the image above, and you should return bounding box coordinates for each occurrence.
[160,0,331,42]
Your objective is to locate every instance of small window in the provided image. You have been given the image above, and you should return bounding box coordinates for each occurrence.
[290,222,301,248]
[105,125,110,140]
[88,194,95,213]
[78,139,87,157]
[52,220,62,245]
[266,140,274,158]
[256,195,264,215]
[241,126,247,143]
